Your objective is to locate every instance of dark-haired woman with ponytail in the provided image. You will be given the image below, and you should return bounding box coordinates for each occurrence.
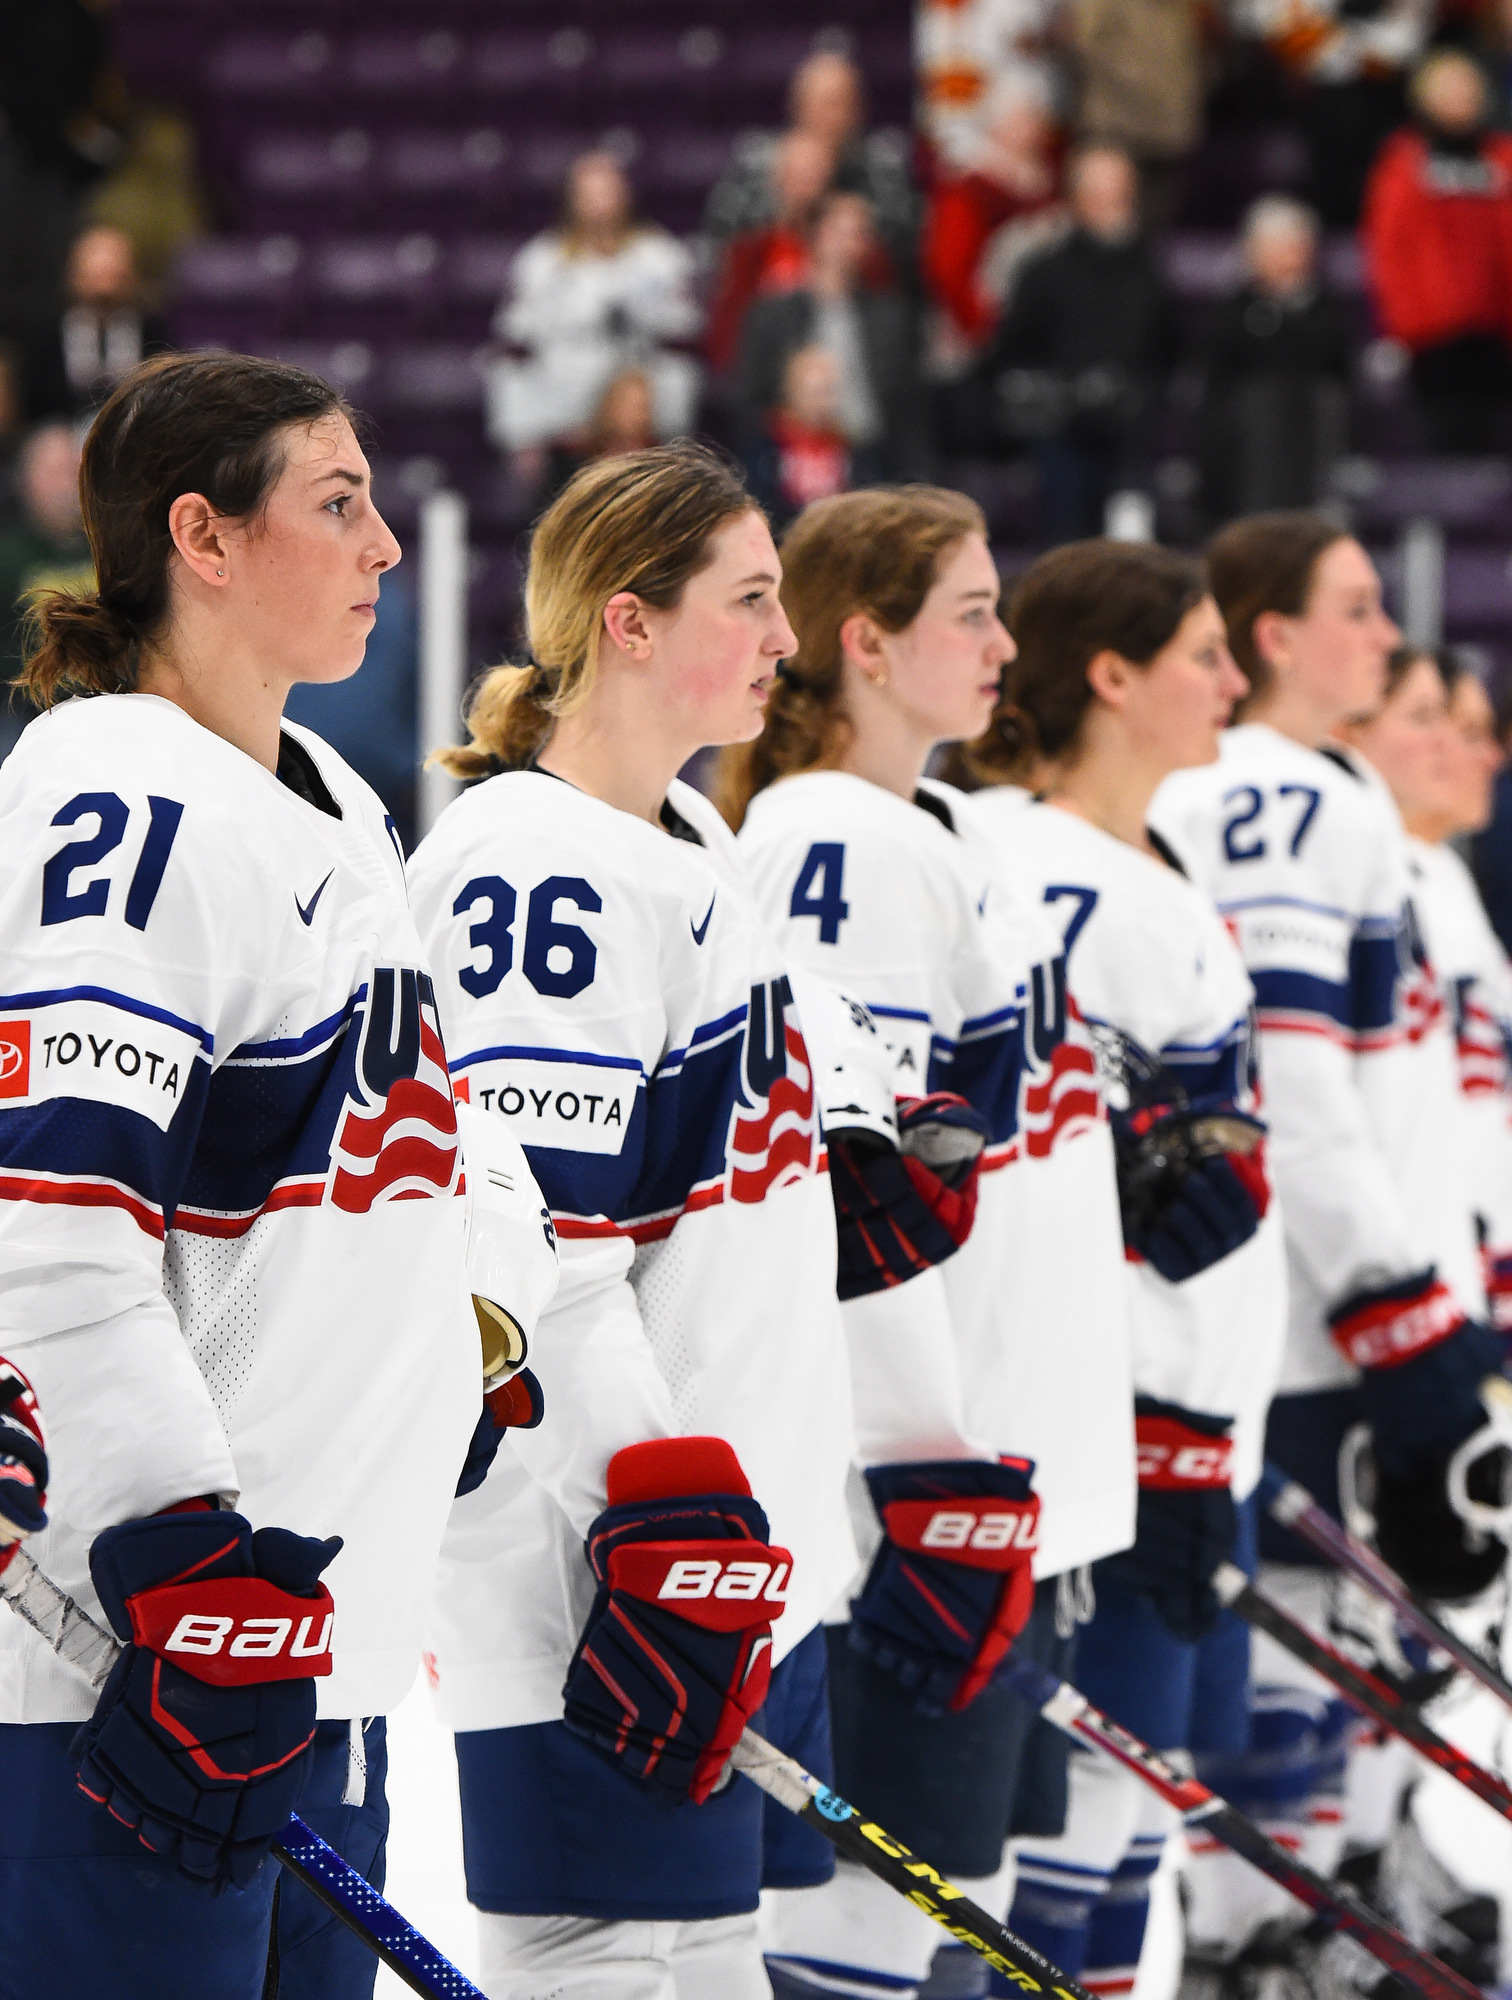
[958,540,1284,1996]
[724,488,1135,2000]
[0,353,555,1997]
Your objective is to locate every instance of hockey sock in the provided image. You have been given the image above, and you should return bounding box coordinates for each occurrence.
[998,1753,1145,1991]
[1077,1831,1167,1997]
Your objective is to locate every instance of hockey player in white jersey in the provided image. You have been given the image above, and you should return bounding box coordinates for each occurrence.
[1344,647,1512,1340]
[957,540,1285,1999]
[408,445,985,2000]
[724,488,1135,2000]
[0,353,553,2000]
[1150,516,1509,1975]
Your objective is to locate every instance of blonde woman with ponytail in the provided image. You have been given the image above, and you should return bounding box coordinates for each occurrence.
[726,488,1134,2000]
[411,443,977,2000]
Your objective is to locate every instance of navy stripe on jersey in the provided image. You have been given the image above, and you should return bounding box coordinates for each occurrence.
[0,1067,212,1238]
[0,985,213,1053]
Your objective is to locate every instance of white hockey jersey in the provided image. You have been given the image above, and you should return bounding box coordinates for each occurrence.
[1408,836,1512,1256]
[1152,724,1481,1395]
[407,772,857,1732]
[966,793,1287,1498]
[0,695,479,1725]
[739,771,1135,1580]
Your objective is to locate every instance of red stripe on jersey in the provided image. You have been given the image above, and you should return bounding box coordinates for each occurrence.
[0,1169,164,1240]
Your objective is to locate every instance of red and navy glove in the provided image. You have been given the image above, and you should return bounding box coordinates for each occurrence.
[1098,1398,1237,1640]
[1330,1268,1509,1601]
[1113,1098,1268,1283]
[0,1357,47,1577]
[455,1367,546,1497]
[74,1510,340,1887]
[848,1457,1040,1715]
[561,1437,790,1804]
[829,1093,991,1300]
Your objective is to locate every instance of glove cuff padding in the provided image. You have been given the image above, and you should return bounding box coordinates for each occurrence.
[830,1093,990,1301]
[1329,1267,1464,1370]
[1134,1396,1235,1490]
[606,1435,751,1506]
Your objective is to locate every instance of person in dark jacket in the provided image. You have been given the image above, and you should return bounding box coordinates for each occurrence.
[982,143,1177,540]
[24,225,170,421]
[1198,195,1353,521]
[736,191,929,480]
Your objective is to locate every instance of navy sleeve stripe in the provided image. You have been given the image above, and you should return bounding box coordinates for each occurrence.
[1249,967,1352,1028]
[229,992,363,1062]
[451,1042,644,1074]
[0,985,214,1053]
[864,1003,933,1024]
[1217,894,1351,922]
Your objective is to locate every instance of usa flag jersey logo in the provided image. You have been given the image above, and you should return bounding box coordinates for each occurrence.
[727,976,816,1204]
[330,968,461,1213]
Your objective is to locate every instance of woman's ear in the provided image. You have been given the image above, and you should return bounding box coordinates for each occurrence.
[1251,608,1292,680]
[838,611,886,683]
[166,491,231,587]
[1085,648,1134,710]
[602,591,653,661]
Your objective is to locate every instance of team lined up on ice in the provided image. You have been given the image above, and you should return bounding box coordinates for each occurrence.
[0,348,1507,2000]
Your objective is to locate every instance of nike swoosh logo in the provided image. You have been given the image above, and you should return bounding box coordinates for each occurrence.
[691,894,715,946]
[295,870,335,927]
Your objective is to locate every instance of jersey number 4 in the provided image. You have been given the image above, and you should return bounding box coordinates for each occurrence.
[791,842,849,944]
[1222,784,1322,863]
[41,792,184,931]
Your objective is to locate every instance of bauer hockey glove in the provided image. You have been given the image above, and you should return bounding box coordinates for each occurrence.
[75,1510,340,1888]
[849,1457,1040,1715]
[0,1356,47,1575]
[1329,1268,1509,1601]
[1112,1098,1268,1283]
[829,1092,991,1300]
[562,1436,790,1804]
[1097,1398,1237,1640]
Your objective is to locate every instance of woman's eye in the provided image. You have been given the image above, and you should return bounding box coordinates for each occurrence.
[325,495,350,517]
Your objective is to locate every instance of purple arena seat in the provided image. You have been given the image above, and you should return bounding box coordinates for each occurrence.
[206,30,339,97]
[1345,458,1512,537]
[342,28,465,99]
[1444,548,1512,629]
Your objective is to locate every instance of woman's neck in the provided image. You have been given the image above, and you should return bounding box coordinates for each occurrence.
[834,707,931,802]
[1241,685,1339,751]
[1405,807,1457,844]
[135,633,289,773]
[536,687,690,826]
[1040,735,1161,851]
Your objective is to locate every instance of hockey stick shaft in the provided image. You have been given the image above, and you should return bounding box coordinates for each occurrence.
[731,1728,1094,1999]
[1258,1462,1512,1718]
[997,1655,1481,2000]
[0,1547,485,2000]
[1212,1561,1512,1825]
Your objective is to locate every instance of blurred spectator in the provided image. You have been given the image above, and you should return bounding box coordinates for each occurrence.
[1232,0,1430,225]
[1197,195,1351,518]
[982,143,1176,538]
[24,225,170,422]
[705,133,836,375]
[1363,51,1512,453]
[284,573,421,852]
[542,367,662,503]
[86,111,207,299]
[704,50,919,276]
[486,151,701,484]
[0,345,25,515]
[923,89,1064,356]
[0,424,92,763]
[743,344,882,527]
[1069,0,1203,229]
[916,0,1067,175]
[736,192,929,480]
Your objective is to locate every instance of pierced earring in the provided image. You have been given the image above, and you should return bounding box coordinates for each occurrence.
[216,569,225,577]
[867,665,889,689]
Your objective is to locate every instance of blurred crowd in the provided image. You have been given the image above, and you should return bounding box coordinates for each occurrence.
[12,4,1512,831]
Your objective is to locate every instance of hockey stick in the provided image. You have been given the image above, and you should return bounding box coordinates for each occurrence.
[1258,1462,1512,1719]
[730,1729,1096,2000]
[995,1654,1481,2000]
[0,1545,486,2000]
[1210,1560,1512,1825]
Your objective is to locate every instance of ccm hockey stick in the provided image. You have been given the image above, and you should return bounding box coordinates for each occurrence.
[997,1653,1481,2000]
[1258,1461,1512,1720]
[1210,1560,1512,1824]
[0,1545,486,2000]
[731,1729,1096,2000]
